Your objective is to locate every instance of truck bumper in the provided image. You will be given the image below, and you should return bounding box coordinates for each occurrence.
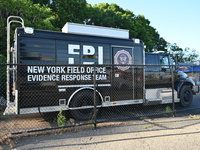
[193,85,199,94]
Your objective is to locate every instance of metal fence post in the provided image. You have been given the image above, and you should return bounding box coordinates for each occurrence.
[93,64,97,129]
[171,65,176,117]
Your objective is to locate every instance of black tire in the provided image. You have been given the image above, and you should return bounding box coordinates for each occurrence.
[179,85,193,107]
[70,90,101,121]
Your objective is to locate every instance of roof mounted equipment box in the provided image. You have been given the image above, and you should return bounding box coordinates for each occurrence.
[62,22,129,39]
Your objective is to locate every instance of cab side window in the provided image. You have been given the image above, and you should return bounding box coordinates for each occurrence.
[160,56,169,68]
[145,54,159,71]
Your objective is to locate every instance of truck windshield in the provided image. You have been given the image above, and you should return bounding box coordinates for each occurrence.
[169,56,175,65]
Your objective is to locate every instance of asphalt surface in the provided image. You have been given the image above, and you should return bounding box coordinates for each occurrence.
[176,93,200,115]
[1,94,200,150]
[7,115,200,150]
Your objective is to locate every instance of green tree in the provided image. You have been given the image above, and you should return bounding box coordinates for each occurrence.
[30,0,50,6]
[0,0,197,62]
[167,43,184,62]
[0,0,56,56]
[87,3,134,30]
[87,3,164,52]
[131,15,167,52]
[153,37,168,52]
[50,0,88,29]
[182,47,199,63]
[167,43,198,63]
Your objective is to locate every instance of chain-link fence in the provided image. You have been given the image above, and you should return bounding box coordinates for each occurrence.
[0,63,200,141]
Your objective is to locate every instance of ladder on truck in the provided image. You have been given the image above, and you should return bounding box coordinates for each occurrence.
[4,16,24,115]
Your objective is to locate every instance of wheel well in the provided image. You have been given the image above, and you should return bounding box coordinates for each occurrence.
[67,88,103,107]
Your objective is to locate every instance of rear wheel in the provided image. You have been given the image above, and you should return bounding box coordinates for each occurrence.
[70,90,101,121]
[179,85,193,107]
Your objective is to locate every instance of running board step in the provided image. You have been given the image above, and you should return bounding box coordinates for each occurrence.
[145,89,180,105]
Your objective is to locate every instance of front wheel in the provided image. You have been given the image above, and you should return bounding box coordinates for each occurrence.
[70,90,101,121]
[179,85,193,107]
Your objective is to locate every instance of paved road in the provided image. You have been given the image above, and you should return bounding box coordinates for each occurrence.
[176,93,200,115]
[7,115,200,150]
[1,94,200,150]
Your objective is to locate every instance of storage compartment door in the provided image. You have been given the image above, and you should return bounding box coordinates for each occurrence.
[112,47,134,101]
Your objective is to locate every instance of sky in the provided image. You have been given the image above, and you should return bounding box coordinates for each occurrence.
[86,0,200,54]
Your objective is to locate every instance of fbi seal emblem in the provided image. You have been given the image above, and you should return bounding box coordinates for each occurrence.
[114,50,132,71]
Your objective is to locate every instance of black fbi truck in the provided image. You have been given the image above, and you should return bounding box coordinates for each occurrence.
[4,16,199,120]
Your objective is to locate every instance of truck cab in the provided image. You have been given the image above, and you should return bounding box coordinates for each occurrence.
[145,52,174,88]
[145,52,199,107]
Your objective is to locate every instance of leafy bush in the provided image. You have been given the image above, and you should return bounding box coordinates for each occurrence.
[57,109,66,127]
